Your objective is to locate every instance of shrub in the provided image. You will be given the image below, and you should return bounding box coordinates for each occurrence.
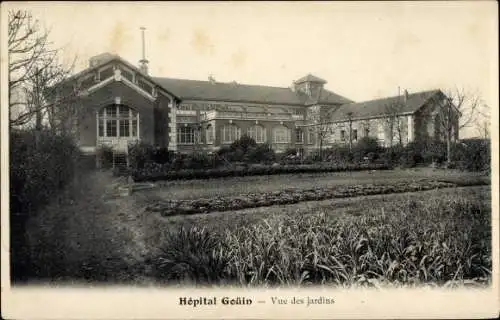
[230,135,257,153]
[128,141,155,170]
[10,129,81,281]
[452,139,490,172]
[354,137,381,156]
[188,152,213,170]
[216,146,232,162]
[323,145,353,164]
[421,140,447,164]
[96,144,114,169]
[151,147,174,164]
[305,150,322,162]
[246,143,276,164]
[133,163,391,182]
[382,145,404,166]
[151,227,231,284]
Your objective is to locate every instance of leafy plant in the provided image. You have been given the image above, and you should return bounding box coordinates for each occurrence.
[151,227,231,284]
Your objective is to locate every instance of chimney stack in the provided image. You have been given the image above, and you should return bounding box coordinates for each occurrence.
[208,74,216,84]
[404,89,409,103]
[139,27,149,74]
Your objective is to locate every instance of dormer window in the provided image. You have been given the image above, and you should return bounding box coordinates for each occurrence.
[98,66,114,81]
[305,82,311,96]
[120,67,134,83]
[80,74,95,90]
[137,77,154,96]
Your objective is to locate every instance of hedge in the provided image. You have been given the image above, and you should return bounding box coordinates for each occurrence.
[10,129,81,282]
[132,163,391,182]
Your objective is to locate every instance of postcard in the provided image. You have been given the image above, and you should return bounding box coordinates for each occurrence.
[1,1,498,319]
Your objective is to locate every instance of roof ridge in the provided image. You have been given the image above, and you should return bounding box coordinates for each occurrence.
[152,76,293,90]
[343,89,440,106]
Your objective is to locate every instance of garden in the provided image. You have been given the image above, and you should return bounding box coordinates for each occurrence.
[11,129,492,288]
[107,136,491,182]
[145,178,487,217]
[144,186,492,287]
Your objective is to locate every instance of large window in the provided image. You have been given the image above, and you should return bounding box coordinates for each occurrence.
[98,66,114,81]
[98,104,138,138]
[137,77,154,96]
[364,127,370,137]
[295,128,304,143]
[307,129,314,144]
[206,124,214,144]
[177,125,197,144]
[352,129,358,141]
[273,125,291,143]
[247,125,266,143]
[221,124,241,143]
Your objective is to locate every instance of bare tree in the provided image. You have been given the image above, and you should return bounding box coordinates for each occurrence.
[346,112,353,151]
[309,106,339,160]
[382,97,406,147]
[8,9,77,131]
[474,103,490,139]
[436,88,481,165]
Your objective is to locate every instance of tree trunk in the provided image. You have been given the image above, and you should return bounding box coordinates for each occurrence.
[319,138,323,161]
[446,135,452,166]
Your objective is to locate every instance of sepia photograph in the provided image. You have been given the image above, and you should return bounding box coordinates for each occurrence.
[1,1,498,319]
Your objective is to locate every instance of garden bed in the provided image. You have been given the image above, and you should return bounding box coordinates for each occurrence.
[144,179,486,217]
[133,163,391,182]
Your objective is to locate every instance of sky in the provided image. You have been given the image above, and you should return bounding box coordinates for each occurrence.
[3,1,498,136]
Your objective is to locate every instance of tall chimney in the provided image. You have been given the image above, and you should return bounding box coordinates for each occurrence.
[404,89,409,103]
[139,27,149,74]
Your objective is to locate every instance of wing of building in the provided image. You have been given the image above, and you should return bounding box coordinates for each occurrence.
[50,53,459,157]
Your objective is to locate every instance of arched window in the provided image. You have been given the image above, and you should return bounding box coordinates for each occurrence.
[221,124,241,143]
[97,104,138,138]
[273,125,291,143]
[247,125,266,143]
[206,124,214,144]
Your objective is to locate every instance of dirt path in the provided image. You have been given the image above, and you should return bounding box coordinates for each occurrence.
[24,170,155,284]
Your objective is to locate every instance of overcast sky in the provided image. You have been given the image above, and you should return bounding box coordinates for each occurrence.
[3,1,498,135]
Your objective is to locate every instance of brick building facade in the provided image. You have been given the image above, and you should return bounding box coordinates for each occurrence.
[55,53,459,159]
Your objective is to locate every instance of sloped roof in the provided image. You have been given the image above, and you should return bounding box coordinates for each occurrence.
[302,88,354,105]
[295,74,327,84]
[331,89,442,121]
[64,53,353,106]
[153,77,352,106]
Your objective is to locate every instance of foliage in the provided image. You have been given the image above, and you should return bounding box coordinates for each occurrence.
[230,134,257,153]
[96,144,114,169]
[133,163,391,182]
[150,227,231,284]
[150,188,491,286]
[222,192,490,286]
[451,139,491,172]
[145,179,488,217]
[354,137,382,156]
[151,147,175,164]
[246,143,276,164]
[10,129,80,214]
[185,152,214,170]
[10,129,80,281]
[217,137,275,164]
